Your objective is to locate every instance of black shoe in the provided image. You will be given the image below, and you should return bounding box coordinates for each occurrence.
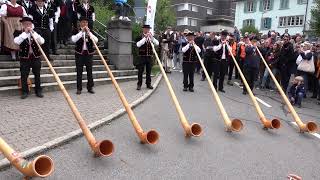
[242,91,247,95]
[297,104,302,108]
[219,89,226,93]
[183,87,188,91]
[189,88,194,92]
[88,89,95,94]
[147,85,154,89]
[76,90,81,95]
[136,85,141,90]
[21,93,28,99]
[36,92,44,98]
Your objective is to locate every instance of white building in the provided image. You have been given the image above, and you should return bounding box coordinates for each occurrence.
[234,0,315,35]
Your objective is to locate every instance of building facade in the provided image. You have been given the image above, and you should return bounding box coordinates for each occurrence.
[171,0,235,32]
[234,0,315,35]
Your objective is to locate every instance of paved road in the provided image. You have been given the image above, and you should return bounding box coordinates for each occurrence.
[1,72,320,180]
[0,78,154,157]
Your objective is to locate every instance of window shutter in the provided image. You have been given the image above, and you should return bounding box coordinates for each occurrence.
[286,0,289,8]
[260,18,264,29]
[259,0,263,12]
[243,20,246,27]
[244,2,248,13]
[267,18,272,29]
[253,0,257,12]
[270,0,274,10]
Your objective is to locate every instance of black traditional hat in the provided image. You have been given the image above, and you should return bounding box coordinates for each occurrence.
[20,17,33,23]
[186,31,195,36]
[142,24,151,29]
[79,16,89,22]
[221,30,228,36]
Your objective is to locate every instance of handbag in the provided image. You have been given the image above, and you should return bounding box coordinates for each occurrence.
[297,56,315,73]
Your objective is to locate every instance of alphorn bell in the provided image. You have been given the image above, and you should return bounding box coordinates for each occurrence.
[0,137,54,178]
[150,42,203,137]
[31,32,114,156]
[256,48,318,133]
[193,43,243,132]
[88,31,159,144]
[227,44,281,129]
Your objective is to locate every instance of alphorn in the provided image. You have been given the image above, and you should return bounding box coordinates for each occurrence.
[0,137,54,178]
[227,44,281,129]
[150,42,202,137]
[193,43,243,132]
[256,48,318,133]
[31,32,114,156]
[88,32,159,144]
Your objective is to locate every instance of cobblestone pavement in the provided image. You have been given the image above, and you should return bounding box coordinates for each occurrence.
[0,77,155,159]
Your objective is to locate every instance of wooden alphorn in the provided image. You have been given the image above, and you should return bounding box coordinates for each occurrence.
[256,48,317,133]
[88,31,159,144]
[150,42,202,137]
[227,44,281,129]
[194,43,243,132]
[0,137,54,178]
[31,32,114,156]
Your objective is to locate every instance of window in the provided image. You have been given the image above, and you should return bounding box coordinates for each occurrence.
[191,5,198,12]
[280,0,289,9]
[188,18,197,26]
[285,15,304,26]
[247,1,254,12]
[243,19,254,26]
[262,18,272,29]
[177,18,187,26]
[207,9,213,15]
[177,4,185,11]
[295,15,304,26]
[263,0,271,11]
[297,0,307,4]
[208,0,213,2]
[279,17,287,27]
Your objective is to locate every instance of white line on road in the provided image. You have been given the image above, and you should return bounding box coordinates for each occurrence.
[256,97,272,108]
[291,122,320,139]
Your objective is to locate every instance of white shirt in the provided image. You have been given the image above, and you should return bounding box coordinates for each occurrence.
[213,42,227,60]
[0,2,28,17]
[136,35,159,47]
[71,30,98,51]
[14,31,45,45]
[182,43,201,53]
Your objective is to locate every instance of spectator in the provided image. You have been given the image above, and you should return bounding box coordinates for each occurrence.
[234,26,240,42]
[296,43,313,94]
[279,35,294,92]
[261,43,281,90]
[281,29,290,39]
[194,31,205,74]
[77,0,95,30]
[288,76,305,108]
[57,0,73,47]
[0,0,28,60]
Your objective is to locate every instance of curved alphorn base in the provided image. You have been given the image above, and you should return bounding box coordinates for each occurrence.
[139,129,160,144]
[93,140,114,157]
[299,121,318,133]
[226,119,244,132]
[185,123,203,137]
[260,118,281,129]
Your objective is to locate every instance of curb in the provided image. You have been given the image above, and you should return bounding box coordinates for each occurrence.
[0,74,162,170]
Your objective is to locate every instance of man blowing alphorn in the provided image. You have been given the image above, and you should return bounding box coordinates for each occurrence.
[14,16,45,99]
[71,16,98,95]
[135,24,159,90]
[181,31,201,92]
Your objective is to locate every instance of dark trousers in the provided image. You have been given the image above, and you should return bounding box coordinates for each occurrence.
[34,28,51,58]
[280,64,291,93]
[50,23,58,54]
[243,66,258,93]
[58,16,71,43]
[20,58,42,94]
[212,59,227,90]
[289,92,304,106]
[182,62,195,88]
[311,75,319,97]
[137,56,152,86]
[115,2,129,17]
[228,57,235,80]
[202,55,211,79]
[75,54,94,91]
[236,58,244,80]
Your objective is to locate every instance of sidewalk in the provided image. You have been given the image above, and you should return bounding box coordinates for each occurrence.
[0,77,157,159]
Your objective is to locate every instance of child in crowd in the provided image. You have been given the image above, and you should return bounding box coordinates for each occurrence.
[288,76,305,108]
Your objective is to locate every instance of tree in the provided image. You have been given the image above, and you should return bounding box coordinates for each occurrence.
[154,0,176,32]
[240,25,259,36]
[311,0,320,36]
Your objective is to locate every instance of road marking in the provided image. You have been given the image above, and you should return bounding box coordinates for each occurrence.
[233,82,243,89]
[256,97,272,108]
[291,122,320,139]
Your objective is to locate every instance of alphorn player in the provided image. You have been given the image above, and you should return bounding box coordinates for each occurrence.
[181,31,201,92]
[71,16,98,95]
[14,16,45,99]
[135,24,159,90]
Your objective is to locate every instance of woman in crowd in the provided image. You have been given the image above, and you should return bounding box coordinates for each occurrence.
[296,43,313,93]
[0,0,27,60]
